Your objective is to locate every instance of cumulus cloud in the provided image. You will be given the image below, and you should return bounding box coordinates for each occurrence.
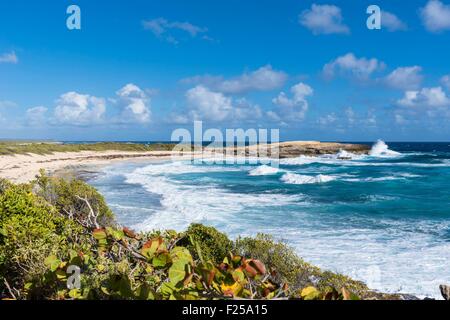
[323,53,384,80]
[420,0,450,32]
[382,11,408,31]
[0,51,18,64]
[54,92,106,126]
[397,86,450,108]
[182,65,287,94]
[345,107,356,125]
[115,84,151,123]
[26,106,48,126]
[142,18,208,44]
[271,82,313,121]
[183,85,262,123]
[0,100,17,108]
[385,66,423,90]
[317,113,337,126]
[441,75,450,90]
[186,85,232,122]
[299,4,350,35]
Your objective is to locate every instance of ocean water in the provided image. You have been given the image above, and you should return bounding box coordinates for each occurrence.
[88,141,450,299]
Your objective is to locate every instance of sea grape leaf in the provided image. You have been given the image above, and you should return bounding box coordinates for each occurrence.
[169,260,187,285]
[301,286,321,300]
[44,255,61,272]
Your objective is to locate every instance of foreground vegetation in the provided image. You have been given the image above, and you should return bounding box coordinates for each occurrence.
[0,172,401,300]
[0,141,176,155]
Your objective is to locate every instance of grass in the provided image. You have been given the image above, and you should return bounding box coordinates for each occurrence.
[0,142,177,155]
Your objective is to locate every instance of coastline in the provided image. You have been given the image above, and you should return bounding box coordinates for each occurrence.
[0,141,370,183]
[0,150,193,183]
[1,141,448,300]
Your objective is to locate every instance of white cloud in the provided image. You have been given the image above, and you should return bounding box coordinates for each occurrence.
[395,113,407,125]
[382,11,407,31]
[186,85,232,122]
[0,100,17,108]
[323,53,384,80]
[54,92,106,126]
[397,86,450,107]
[420,0,450,32]
[345,107,356,125]
[341,107,377,127]
[143,18,208,44]
[115,84,151,123]
[318,113,337,126]
[299,4,350,35]
[183,85,261,123]
[182,65,287,94]
[271,82,313,121]
[26,106,48,126]
[0,51,18,64]
[385,66,423,90]
[441,75,450,90]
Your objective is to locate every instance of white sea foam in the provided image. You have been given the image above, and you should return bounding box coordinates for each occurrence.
[343,176,403,182]
[124,162,302,231]
[281,172,336,185]
[248,165,280,176]
[93,150,450,299]
[335,149,359,159]
[369,140,401,157]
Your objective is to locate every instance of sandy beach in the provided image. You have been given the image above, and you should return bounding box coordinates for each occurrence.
[0,141,370,183]
[0,150,192,183]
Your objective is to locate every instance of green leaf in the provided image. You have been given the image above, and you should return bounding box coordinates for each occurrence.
[170,247,193,264]
[301,286,321,300]
[141,237,164,260]
[69,289,82,299]
[152,253,170,268]
[169,260,187,285]
[44,255,61,272]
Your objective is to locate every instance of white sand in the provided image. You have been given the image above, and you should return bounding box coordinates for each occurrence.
[0,150,194,183]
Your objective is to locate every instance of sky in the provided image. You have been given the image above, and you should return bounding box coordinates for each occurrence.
[1,0,450,141]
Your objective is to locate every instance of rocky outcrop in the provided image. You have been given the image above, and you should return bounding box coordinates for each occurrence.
[216,141,371,159]
[440,284,450,300]
[273,141,370,158]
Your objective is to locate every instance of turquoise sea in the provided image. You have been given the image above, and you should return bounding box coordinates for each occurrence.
[88,141,450,298]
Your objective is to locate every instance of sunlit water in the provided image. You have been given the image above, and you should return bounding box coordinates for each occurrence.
[88,141,450,298]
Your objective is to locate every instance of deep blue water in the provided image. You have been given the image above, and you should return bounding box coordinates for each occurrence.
[88,141,450,298]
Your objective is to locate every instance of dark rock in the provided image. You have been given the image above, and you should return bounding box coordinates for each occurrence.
[440,284,450,300]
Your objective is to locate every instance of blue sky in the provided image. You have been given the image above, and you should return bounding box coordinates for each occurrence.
[1,0,450,141]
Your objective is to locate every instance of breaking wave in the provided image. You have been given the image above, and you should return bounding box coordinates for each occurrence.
[281,172,336,185]
[248,165,280,176]
[369,140,401,157]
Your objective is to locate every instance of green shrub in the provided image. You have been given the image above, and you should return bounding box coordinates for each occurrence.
[33,171,115,228]
[235,234,318,290]
[235,234,371,297]
[0,183,82,298]
[180,224,233,264]
[0,175,382,300]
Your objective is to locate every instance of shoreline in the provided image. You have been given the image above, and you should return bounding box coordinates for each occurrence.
[0,150,194,183]
[0,141,370,183]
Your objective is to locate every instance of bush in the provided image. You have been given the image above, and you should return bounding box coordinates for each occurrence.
[235,234,371,297]
[181,224,233,264]
[33,171,115,228]
[0,175,378,300]
[235,234,318,290]
[0,183,81,298]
